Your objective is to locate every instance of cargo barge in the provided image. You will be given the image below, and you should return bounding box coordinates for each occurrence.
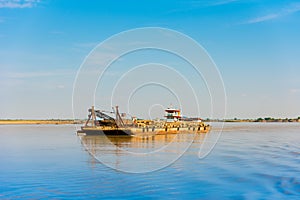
[77,106,210,136]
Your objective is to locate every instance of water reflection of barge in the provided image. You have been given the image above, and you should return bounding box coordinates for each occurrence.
[77,106,210,136]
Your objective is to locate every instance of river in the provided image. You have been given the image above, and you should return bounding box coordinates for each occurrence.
[0,123,299,199]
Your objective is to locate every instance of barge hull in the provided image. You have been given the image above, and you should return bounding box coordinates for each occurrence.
[78,127,210,136]
[78,129,133,136]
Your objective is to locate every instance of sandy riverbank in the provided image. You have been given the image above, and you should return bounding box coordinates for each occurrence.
[0,120,84,125]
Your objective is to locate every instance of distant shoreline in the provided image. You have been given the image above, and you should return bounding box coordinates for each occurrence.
[204,118,300,123]
[0,120,85,125]
[0,118,299,125]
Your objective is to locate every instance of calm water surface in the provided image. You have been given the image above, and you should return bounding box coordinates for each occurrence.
[0,123,299,199]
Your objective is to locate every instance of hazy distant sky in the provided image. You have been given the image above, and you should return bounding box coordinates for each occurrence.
[1,0,300,119]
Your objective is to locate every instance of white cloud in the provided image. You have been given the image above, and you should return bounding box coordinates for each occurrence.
[56,85,65,89]
[209,0,239,6]
[247,14,279,24]
[245,3,300,24]
[0,0,40,8]
[165,0,239,14]
[188,0,239,8]
[73,42,99,49]
[2,69,75,79]
[5,71,55,78]
[289,88,300,94]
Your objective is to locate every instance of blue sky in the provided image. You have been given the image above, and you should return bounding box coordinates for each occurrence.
[0,0,300,119]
